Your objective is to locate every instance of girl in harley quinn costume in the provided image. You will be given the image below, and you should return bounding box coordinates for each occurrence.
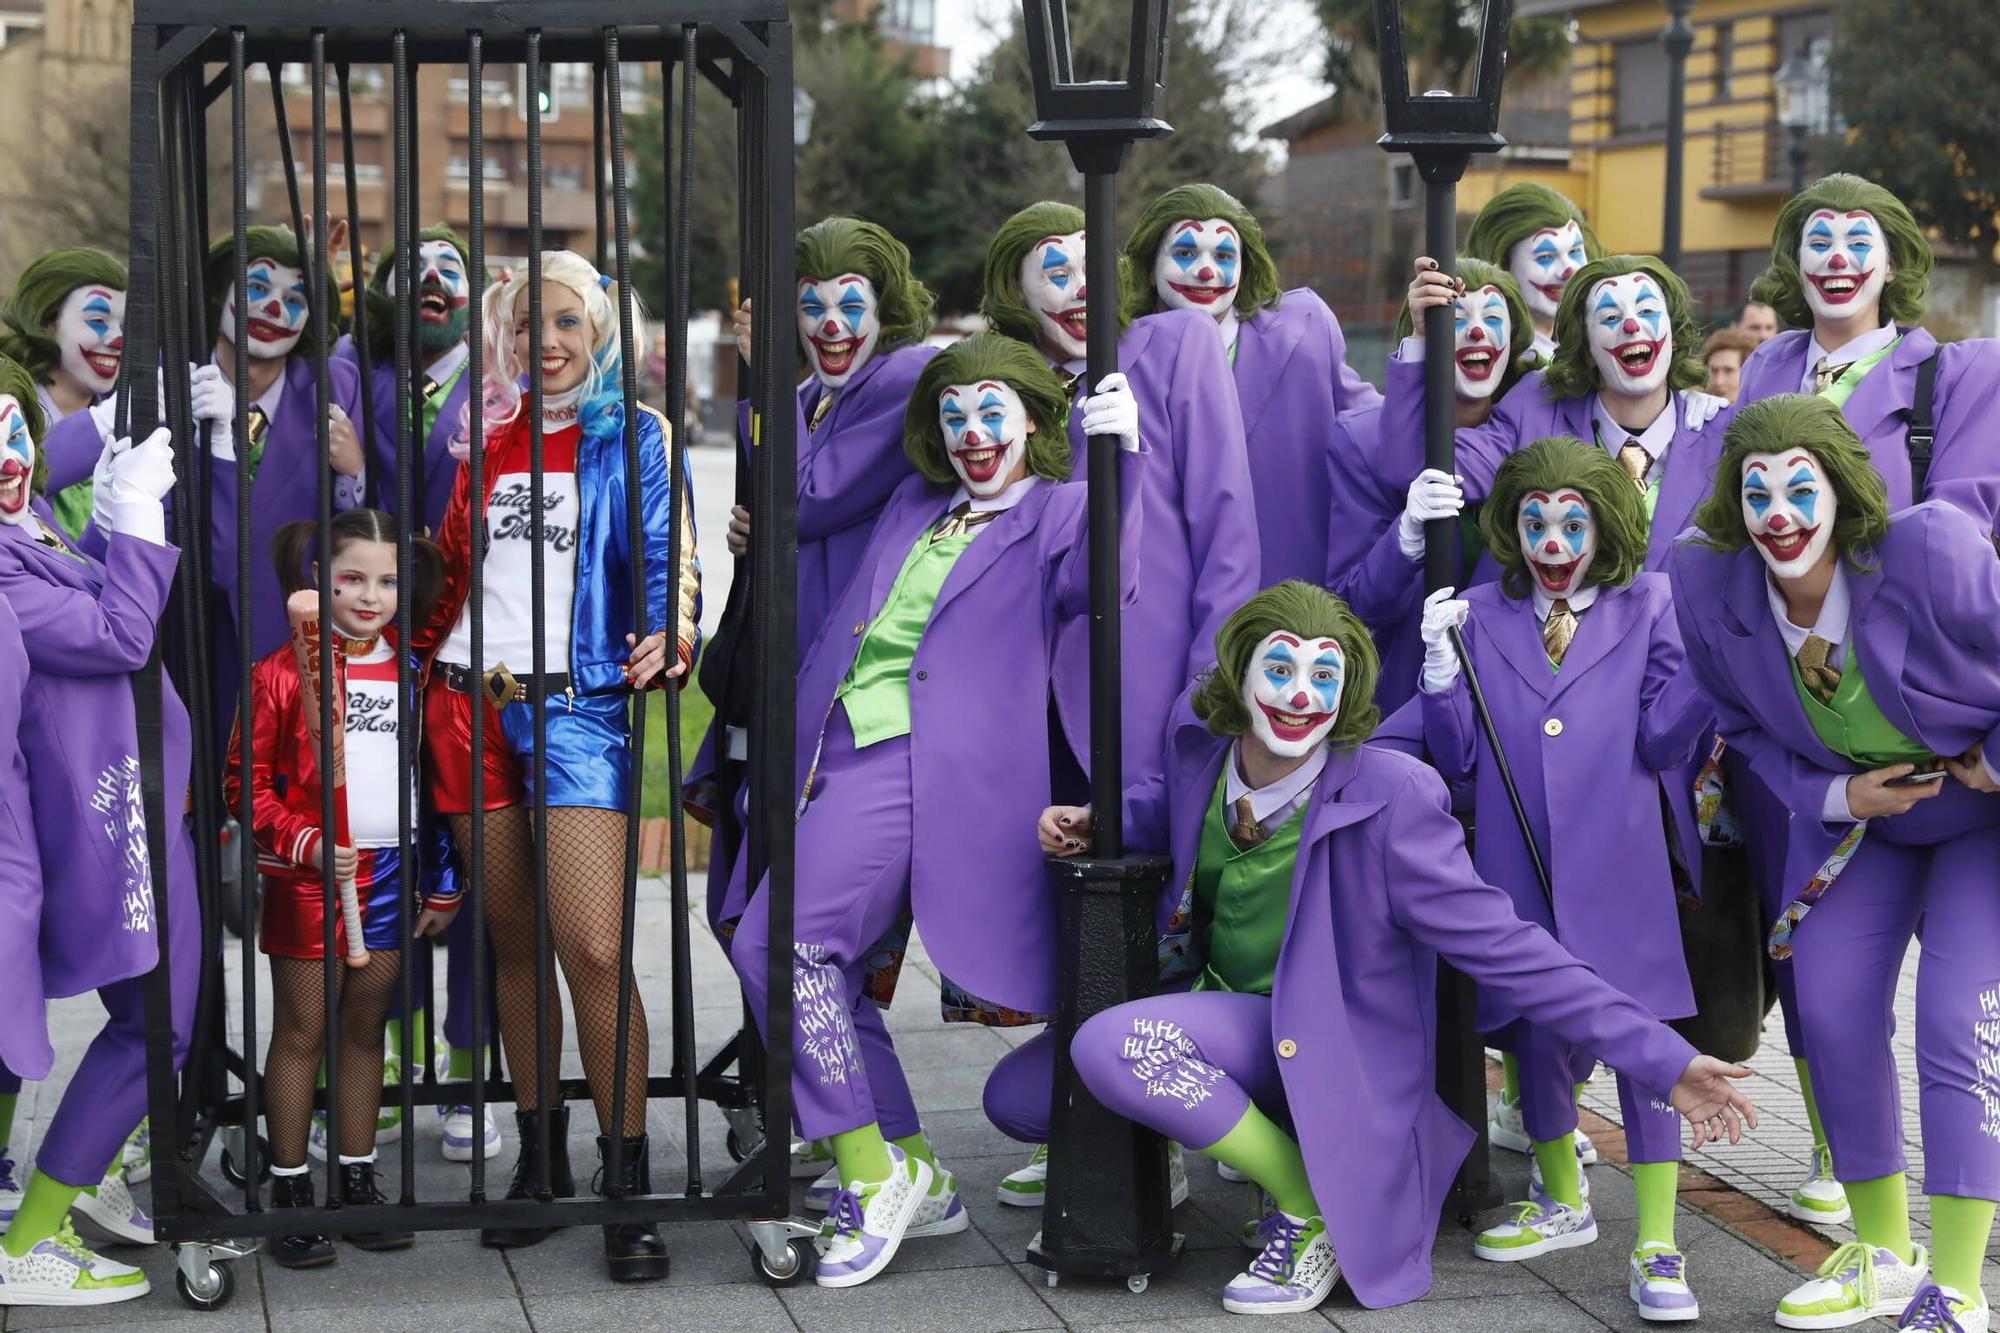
[225,509,459,1267]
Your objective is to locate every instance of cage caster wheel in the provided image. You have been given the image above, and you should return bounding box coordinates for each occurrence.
[219,1133,269,1187]
[726,1126,759,1162]
[176,1260,234,1311]
[751,1236,816,1287]
[1127,1273,1150,1294]
[1044,1270,1060,1289]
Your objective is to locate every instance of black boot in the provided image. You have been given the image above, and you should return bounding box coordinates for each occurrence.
[338,1159,414,1251]
[268,1170,335,1269]
[596,1134,668,1282]
[480,1107,574,1248]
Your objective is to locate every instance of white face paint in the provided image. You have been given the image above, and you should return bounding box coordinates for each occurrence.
[937,379,1033,499]
[1242,630,1345,758]
[53,284,125,395]
[795,272,882,390]
[1517,489,1597,597]
[1018,230,1088,363]
[1453,284,1510,400]
[221,258,310,359]
[1798,208,1890,328]
[1152,216,1241,321]
[1585,273,1672,399]
[1508,220,1587,323]
[0,394,35,525]
[1741,449,1838,581]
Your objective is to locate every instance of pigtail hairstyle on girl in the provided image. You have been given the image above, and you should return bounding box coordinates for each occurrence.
[475,250,645,437]
[271,508,445,635]
[1190,580,1381,748]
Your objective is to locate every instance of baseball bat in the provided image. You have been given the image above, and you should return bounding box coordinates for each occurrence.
[287,589,368,968]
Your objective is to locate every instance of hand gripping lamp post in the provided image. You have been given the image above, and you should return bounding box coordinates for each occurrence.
[1019,0,1184,1294]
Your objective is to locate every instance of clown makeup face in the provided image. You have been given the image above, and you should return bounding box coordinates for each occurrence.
[796,272,881,389]
[1508,221,1587,324]
[1153,217,1240,320]
[52,285,125,395]
[1741,449,1838,580]
[1799,209,1890,329]
[1019,231,1088,363]
[937,379,1033,499]
[1586,273,1672,398]
[391,239,471,353]
[0,395,34,525]
[222,258,309,359]
[1242,631,1344,758]
[1517,489,1597,597]
[1454,284,1510,400]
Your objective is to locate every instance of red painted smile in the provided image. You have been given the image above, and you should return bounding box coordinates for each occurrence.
[952,438,1012,485]
[1535,280,1566,303]
[1256,698,1332,743]
[1534,556,1581,593]
[1044,307,1088,342]
[1456,345,1497,380]
[1756,526,1818,563]
[83,350,120,379]
[811,335,861,377]
[1611,338,1662,378]
[248,317,295,344]
[1167,280,1230,305]
[1808,271,1872,305]
[0,459,27,515]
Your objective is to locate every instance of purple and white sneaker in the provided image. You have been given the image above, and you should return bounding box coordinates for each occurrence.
[1473,1197,1597,1261]
[1629,1246,1699,1322]
[70,1168,153,1246]
[0,1149,20,1228]
[441,1104,502,1162]
[1221,1211,1339,1316]
[814,1146,933,1288]
[804,1163,841,1213]
[907,1164,969,1238]
[1897,1282,1989,1332]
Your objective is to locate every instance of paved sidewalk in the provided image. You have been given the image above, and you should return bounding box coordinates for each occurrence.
[0,875,1925,1330]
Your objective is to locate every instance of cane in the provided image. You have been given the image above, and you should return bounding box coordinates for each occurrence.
[286,589,368,967]
[1449,625,1556,910]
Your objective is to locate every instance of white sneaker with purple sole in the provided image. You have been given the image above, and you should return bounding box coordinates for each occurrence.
[1221,1211,1339,1316]
[814,1146,933,1289]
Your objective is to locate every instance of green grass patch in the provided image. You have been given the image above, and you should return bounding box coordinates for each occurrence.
[637,676,715,818]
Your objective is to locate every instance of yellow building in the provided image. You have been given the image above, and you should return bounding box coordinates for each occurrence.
[1521,0,1834,316]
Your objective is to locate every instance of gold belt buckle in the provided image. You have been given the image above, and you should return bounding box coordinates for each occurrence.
[483,662,519,709]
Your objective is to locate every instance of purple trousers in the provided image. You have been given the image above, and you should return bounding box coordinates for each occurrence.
[1490,1018,1682,1164]
[729,707,922,1143]
[1072,992,1286,1151]
[985,1029,1056,1143]
[1728,751,1804,1049]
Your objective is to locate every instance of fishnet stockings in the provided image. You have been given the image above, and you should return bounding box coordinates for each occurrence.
[265,946,405,1166]
[451,807,649,1136]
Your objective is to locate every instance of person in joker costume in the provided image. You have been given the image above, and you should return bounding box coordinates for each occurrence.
[1668,394,2000,1333]
[1046,580,1755,1318]
[1120,183,1380,586]
[1417,437,1715,1319]
[0,354,200,1306]
[1463,183,1605,361]
[725,333,1144,1288]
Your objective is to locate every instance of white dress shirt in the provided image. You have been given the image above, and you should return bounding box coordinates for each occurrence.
[1224,743,1327,832]
[1593,393,1677,489]
[1798,323,1899,394]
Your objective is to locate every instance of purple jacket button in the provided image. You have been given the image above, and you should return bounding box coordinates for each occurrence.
[1276,1038,1298,1058]
[1543,717,1563,737]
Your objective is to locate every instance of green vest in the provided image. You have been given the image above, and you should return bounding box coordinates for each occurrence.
[1818,336,1902,410]
[835,522,981,748]
[1788,641,1936,769]
[422,358,470,447]
[1190,770,1305,997]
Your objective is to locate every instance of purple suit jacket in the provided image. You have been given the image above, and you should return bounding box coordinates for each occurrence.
[1324,403,1426,715]
[335,335,473,538]
[1232,290,1381,587]
[1667,502,2000,910]
[1127,729,1697,1308]
[0,595,51,1078]
[41,407,103,496]
[1738,327,2000,532]
[1421,576,1710,1024]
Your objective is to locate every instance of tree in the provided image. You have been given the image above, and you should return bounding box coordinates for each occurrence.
[1829,0,2000,277]
[1314,0,1571,114]
[629,72,741,315]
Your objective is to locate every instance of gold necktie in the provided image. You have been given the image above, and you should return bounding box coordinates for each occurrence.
[930,501,1000,545]
[1796,632,1842,704]
[807,391,835,435]
[1616,440,1650,494]
[1229,795,1267,849]
[1543,598,1578,667]
[246,404,271,450]
[1812,357,1851,396]
[1057,369,1082,400]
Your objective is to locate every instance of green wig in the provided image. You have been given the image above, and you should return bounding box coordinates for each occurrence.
[360,223,473,361]
[1693,393,1889,560]
[203,225,343,348]
[1542,255,1707,399]
[1463,183,1605,270]
[797,216,936,352]
[0,247,128,384]
[0,353,52,496]
[979,201,1130,348]
[1747,173,1932,330]
[1393,257,1542,395]
[902,333,1073,487]
[1190,581,1381,749]
[1119,183,1281,324]
[1481,435,1649,600]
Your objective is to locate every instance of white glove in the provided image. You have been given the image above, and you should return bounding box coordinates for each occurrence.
[1397,468,1465,560]
[105,427,175,545]
[89,430,119,534]
[188,362,238,461]
[1078,372,1140,453]
[1419,586,1470,694]
[1683,390,1728,430]
[84,368,168,447]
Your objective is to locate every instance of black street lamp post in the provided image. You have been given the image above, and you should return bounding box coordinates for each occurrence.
[1661,0,1696,270]
[1774,44,1820,195]
[1020,0,1184,1293]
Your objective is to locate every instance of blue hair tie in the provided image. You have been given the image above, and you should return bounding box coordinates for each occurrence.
[598,273,613,291]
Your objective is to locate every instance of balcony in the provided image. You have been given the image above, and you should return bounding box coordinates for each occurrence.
[1701,120,1829,200]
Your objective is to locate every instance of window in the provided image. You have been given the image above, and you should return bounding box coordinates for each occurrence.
[1613,38,1670,134]
[881,0,936,43]
[1710,21,1732,101]
[447,154,507,183]
[1389,161,1417,209]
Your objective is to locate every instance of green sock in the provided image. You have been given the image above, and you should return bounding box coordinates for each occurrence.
[388,1013,422,1062]
[1928,1194,1996,1296]
[2,1174,85,1255]
[1532,1136,1582,1208]
[0,1092,15,1149]
[829,1124,895,1186]
[1845,1172,1916,1265]
[1204,1106,1317,1219]
[889,1133,940,1193]
[448,1045,475,1082]
[1501,1053,1520,1105]
[1795,1059,1831,1157]
[1574,1081,1588,1108]
[1631,1160,1678,1250]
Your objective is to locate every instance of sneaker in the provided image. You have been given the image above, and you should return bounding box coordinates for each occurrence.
[1897,1282,1989,1332]
[1238,1184,1278,1250]
[1486,1092,1596,1163]
[70,1168,153,1246]
[997,1143,1046,1208]
[1776,1240,1930,1329]
[1218,1160,1249,1183]
[1473,1197,1598,1261]
[1629,1245,1699,1322]
[0,1149,21,1227]
[1221,1211,1340,1315]
[815,1146,933,1288]
[1788,1146,1851,1225]
[307,1112,331,1163]
[906,1163,970,1239]
[0,1219,148,1306]
[120,1122,150,1186]
[791,1137,835,1181]
[442,1105,502,1163]
[1528,1153,1591,1203]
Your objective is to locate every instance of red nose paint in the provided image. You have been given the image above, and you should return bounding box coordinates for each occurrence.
[822,320,840,336]
[1622,317,1641,334]
[1544,541,1561,555]
[1291,691,1309,708]
[1828,254,1848,270]
[963,430,982,447]
[1468,327,1485,342]
[1197,267,1215,281]
[1769,514,1790,531]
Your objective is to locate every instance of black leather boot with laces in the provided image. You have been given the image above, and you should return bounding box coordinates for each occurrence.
[596,1134,668,1282]
[479,1106,574,1248]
